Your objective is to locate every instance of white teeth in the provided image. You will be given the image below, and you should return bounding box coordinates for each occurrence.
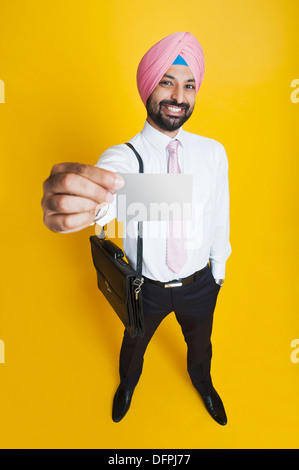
[166,106,182,113]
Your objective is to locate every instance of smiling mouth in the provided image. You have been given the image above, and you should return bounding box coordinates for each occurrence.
[161,104,186,116]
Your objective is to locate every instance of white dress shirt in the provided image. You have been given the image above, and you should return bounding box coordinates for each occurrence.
[94,121,231,282]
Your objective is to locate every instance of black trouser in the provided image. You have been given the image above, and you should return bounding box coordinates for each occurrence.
[119,264,220,395]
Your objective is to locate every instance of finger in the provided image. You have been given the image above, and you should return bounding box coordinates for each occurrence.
[44,210,96,233]
[50,163,124,191]
[44,194,108,214]
[43,172,116,204]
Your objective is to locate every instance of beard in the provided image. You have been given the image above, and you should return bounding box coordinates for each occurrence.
[146,96,194,132]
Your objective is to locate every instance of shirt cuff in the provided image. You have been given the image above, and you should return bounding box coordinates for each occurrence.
[210,260,226,279]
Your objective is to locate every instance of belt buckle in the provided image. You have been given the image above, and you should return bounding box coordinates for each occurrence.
[164,280,183,288]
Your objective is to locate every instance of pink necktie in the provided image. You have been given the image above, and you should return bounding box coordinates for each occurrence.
[166,139,187,273]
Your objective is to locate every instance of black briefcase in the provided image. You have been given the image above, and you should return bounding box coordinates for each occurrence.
[89,143,145,338]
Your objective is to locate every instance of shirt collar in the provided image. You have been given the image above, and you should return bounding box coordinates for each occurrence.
[141,120,185,153]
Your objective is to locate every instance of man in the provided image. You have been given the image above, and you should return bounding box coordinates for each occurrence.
[42,32,231,426]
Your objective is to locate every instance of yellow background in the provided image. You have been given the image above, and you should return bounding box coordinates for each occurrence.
[0,0,298,449]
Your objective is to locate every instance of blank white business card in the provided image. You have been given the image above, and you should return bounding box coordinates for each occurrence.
[116,173,193,222]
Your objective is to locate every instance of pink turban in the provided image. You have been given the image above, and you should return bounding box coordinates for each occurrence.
[137,32,205,106]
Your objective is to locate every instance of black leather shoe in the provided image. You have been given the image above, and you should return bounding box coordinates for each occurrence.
[112,385,134,423]
[200,387,227,426]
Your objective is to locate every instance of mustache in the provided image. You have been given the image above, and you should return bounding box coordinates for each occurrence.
[159,100,190,111]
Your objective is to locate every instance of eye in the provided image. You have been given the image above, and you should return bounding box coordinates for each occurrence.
[185,84,195,90]
[159,80,173,87]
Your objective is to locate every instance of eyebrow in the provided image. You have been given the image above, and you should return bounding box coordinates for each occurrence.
[163,73,195,83]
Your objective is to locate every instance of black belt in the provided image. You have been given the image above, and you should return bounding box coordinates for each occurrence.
[144,265,208,288]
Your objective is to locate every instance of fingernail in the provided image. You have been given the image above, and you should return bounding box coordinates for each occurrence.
[114,175,124,189]
[106,192,114,202]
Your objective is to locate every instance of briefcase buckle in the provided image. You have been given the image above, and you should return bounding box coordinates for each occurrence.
[133,277,144,300]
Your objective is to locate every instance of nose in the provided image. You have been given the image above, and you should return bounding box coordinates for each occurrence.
[171,84,184,104]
